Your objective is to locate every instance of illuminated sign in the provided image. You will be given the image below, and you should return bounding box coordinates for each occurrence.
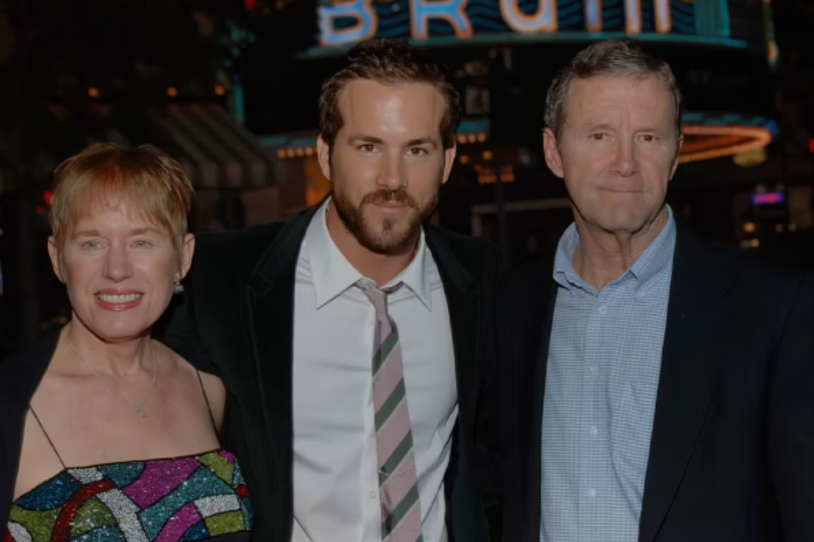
[315,0,768,53]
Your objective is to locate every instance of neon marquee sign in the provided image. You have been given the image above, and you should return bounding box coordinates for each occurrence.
[317,0,750,49]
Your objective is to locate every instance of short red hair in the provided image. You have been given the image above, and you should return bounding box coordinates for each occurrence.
[49,143,194,248]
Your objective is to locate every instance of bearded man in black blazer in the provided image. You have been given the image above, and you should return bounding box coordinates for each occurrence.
[496,39,814,542]
[160,39,499,542]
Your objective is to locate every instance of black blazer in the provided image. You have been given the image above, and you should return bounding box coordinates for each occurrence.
[0,330,60,528]
[158,205,501,542]
[497,226,814,542]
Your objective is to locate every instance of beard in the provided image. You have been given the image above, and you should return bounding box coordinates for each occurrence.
[331,186,438,255]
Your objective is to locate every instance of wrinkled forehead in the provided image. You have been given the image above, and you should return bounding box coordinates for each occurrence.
[565,74,676,126]
[337,79,446,140]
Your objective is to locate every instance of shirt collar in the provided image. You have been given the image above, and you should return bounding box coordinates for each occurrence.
[553,205,677,293]
[305,197,433,310]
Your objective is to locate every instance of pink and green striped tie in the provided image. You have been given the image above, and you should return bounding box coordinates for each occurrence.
[360,281,424,542]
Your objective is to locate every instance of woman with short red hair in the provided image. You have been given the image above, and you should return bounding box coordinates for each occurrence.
[0,143,254,541]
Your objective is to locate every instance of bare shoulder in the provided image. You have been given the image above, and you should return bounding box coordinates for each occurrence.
[156,340,227,430]
[197,372,227,429]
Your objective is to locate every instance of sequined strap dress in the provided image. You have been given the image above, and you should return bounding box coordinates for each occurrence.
[4,449,253,542]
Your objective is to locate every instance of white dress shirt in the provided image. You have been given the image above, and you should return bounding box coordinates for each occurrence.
[291,199,458,542]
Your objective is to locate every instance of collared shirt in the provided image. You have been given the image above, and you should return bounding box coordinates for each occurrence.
[291,198,457,542]
[540,207,677,542]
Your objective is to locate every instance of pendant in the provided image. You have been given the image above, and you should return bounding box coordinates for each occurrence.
[136,408,146,419]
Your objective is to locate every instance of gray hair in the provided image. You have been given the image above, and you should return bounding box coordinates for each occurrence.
[545,39,683,139]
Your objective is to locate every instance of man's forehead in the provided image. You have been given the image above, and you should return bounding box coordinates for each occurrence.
[565,75,675,120]
[569,73,671,97]
[337,79,445,137]
[339,80,444,114]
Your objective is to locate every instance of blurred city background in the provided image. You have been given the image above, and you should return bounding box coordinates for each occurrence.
[0,0,810,355]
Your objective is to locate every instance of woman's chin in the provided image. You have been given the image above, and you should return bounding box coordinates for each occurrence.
[74,314,156,343]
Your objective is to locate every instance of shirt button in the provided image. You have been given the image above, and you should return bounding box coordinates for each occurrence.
[369,490,377,499]
[587,488,597,498]
[589,426,598,436]
[590,365,600,374]
[598,306,607,315]
[636,289,645,298]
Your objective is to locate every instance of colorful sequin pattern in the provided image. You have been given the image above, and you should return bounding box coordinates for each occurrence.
[4,450,252,542]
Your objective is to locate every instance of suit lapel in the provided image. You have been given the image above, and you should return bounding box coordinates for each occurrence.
[638,228,738,542]
[526,279,557,520]
[491,254,557,538]
[503,266,557,536]
[425,229,479,438]
[243,206,319,483]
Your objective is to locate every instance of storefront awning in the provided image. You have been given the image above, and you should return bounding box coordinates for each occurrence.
[149,104,280,190]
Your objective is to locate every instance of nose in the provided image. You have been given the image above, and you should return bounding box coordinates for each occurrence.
[611,138,637,178]
[378,151,407,191]
[102,243,134,282]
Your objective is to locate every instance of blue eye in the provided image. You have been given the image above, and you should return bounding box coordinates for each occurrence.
[133,240,152,248]
[82,241,101,250]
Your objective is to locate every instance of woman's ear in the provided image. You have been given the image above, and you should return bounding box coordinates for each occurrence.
[47,236,66,284]
[178,233,196,281]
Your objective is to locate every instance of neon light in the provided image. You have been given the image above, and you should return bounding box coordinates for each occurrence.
[752,192,783,205]
[500,0,557,34]
[302,32,750,58]
[234,75,245,124]
[411,0,472,40]
[718,0,731,37]
[625,0,641,34]
[585,0,602,32]
[655,0,671,33]
[627,0,673,34]
[318,0,378,47]
[679,125,772,164]
[314,0,762,50]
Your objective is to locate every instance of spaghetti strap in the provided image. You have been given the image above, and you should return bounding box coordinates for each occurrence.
[29,406,67,469]
[196,370,220,438]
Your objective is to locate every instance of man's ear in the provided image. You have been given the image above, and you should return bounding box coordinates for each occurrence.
[669,134,684,181]
[441,143,457,185]
[543,127,565,179]
[317,134,332,182]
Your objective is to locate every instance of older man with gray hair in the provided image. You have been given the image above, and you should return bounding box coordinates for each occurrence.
[495,39,814,542]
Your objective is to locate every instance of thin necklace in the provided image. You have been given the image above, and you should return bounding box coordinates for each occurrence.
[67,334,158,419]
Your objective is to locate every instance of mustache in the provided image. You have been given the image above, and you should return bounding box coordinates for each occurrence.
[361,190,418,208]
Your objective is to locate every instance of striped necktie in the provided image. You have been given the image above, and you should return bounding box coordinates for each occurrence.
[359,281,424,542]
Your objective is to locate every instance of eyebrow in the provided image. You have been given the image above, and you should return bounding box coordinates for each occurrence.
[72,229,101,239]
[130,227,163,236]
[581,122,616,132]
[347,134,384,145]
[71,226,163,239]
[346,134,439,148]
[405,137,438,148]
[582,122,668,133]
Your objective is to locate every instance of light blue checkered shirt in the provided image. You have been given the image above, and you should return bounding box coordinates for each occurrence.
[540,207,677,542]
